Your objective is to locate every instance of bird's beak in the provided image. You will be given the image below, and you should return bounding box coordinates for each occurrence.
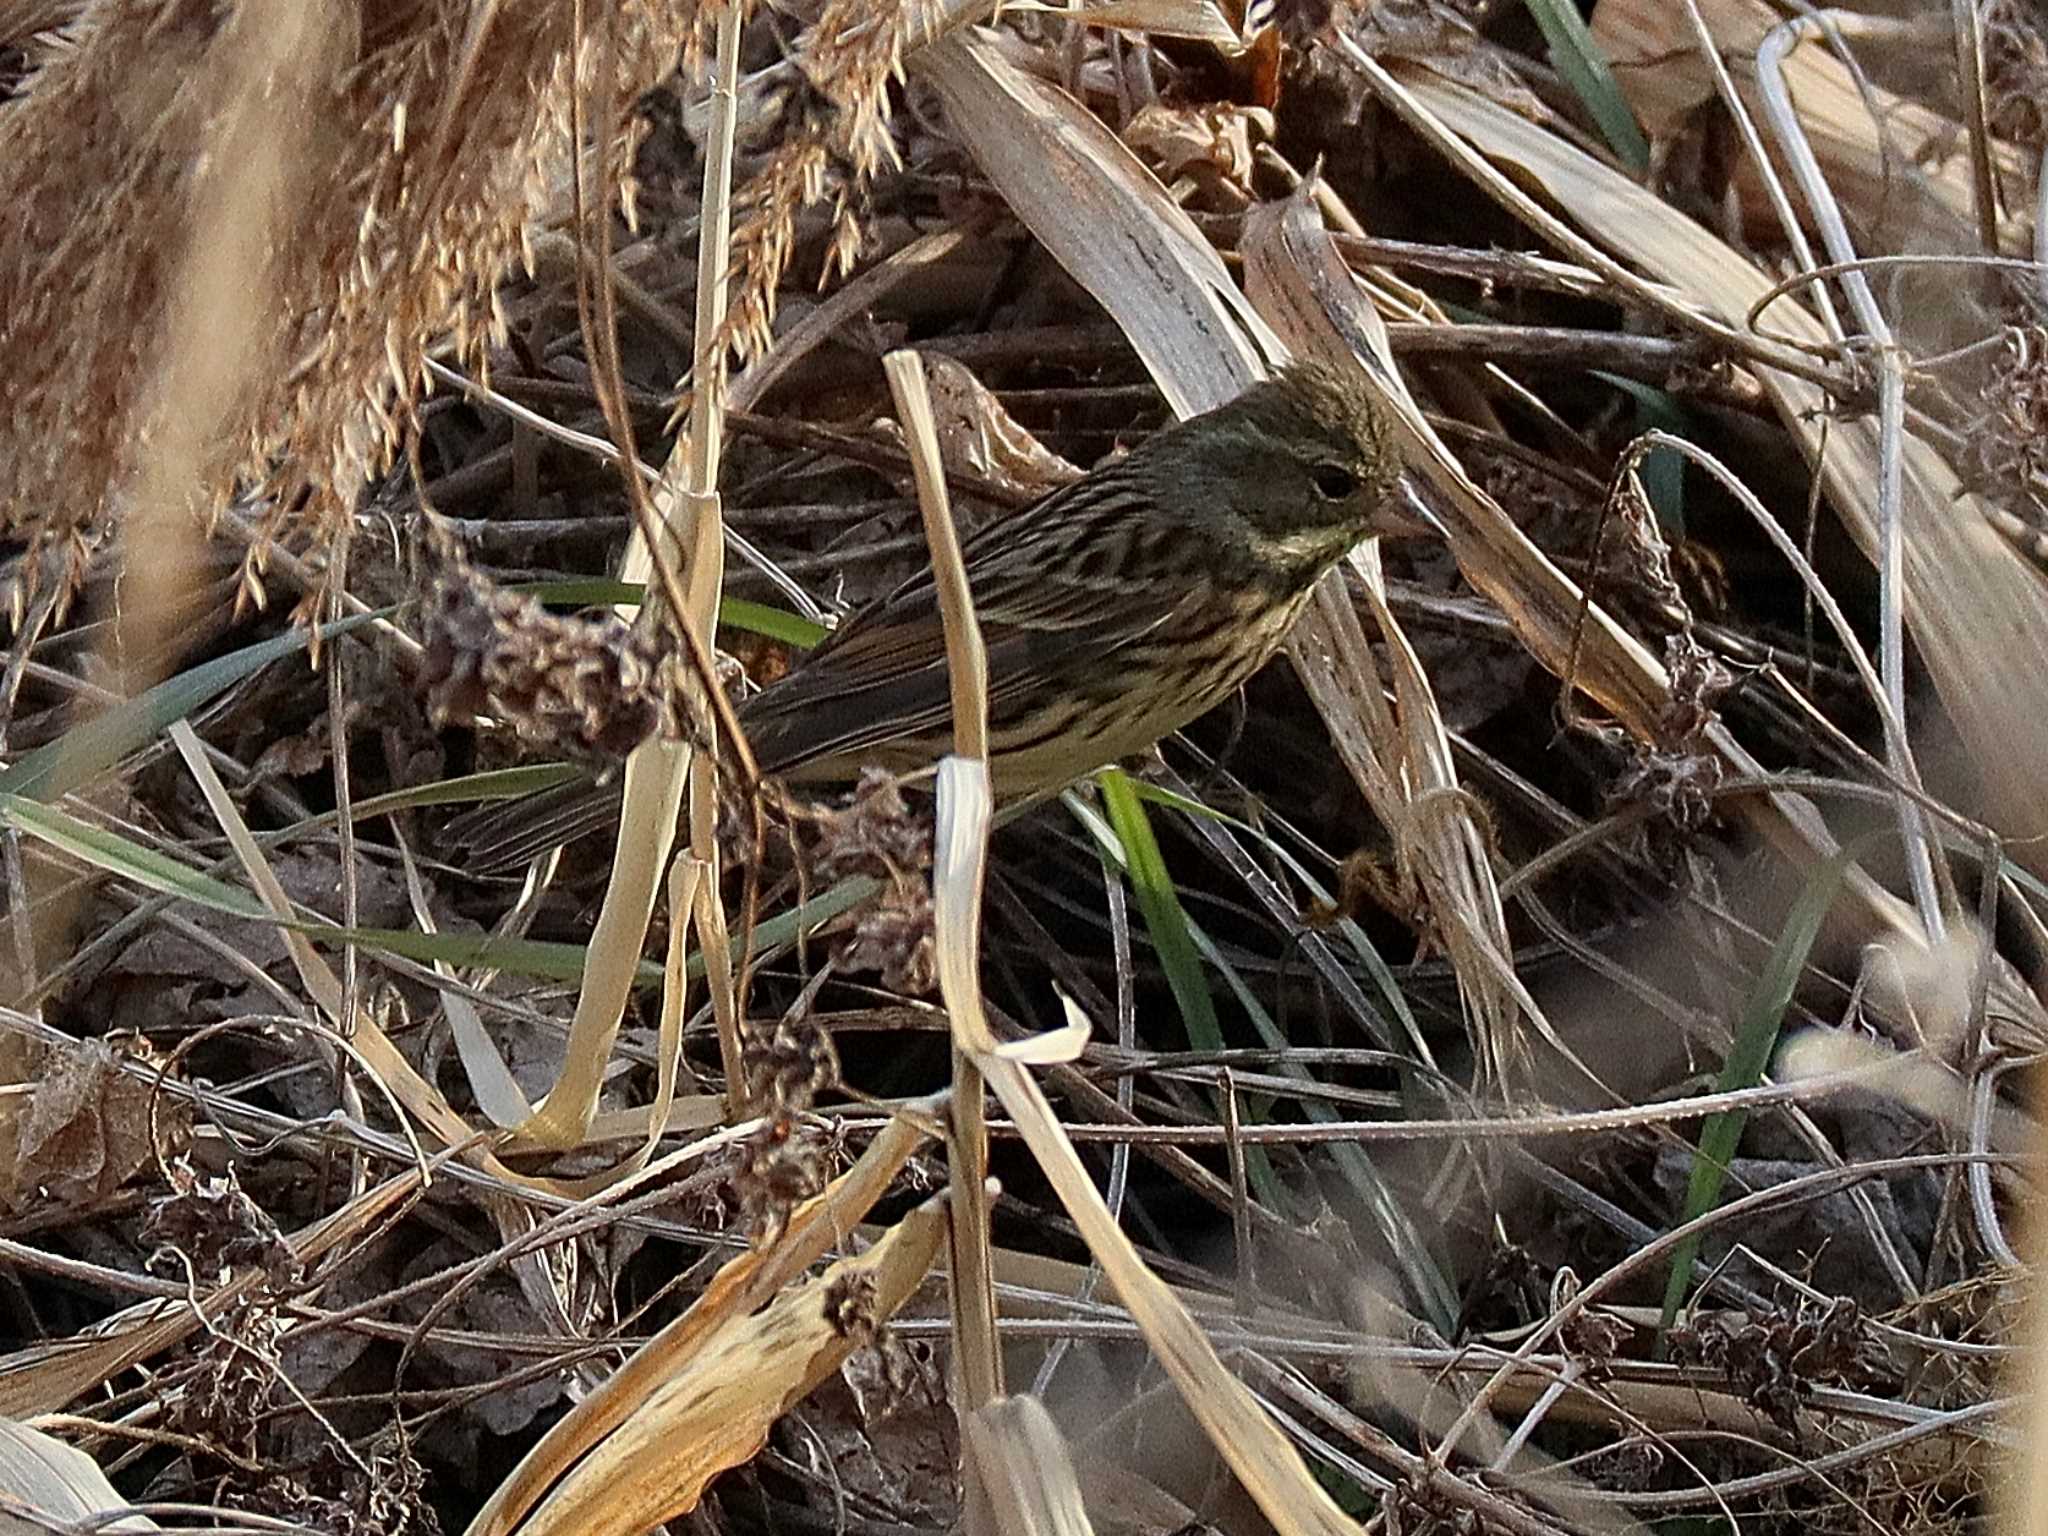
[1373,480,1445,541]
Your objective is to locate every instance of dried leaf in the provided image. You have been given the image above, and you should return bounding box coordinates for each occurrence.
[1024,0,1243,49]
[917,352,1083,496]
[8,1038,184,1213]
[466,1106,936,1536]
[1124,102,1274,201]
[513,1198,946,1536]
[0,1417,158,1534]
[1592,0,2032,246]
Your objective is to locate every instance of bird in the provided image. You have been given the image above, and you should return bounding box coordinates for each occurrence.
[450,360,1410,870]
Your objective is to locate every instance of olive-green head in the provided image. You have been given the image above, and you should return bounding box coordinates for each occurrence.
[1141,360,1408,581]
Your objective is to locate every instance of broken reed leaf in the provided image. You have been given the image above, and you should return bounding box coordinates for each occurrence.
[1125,101,1274,201]
[913,352,1084,497]
[914,27,1278,417]
[503,1199,946,1536]
[464,1107,940,1536]
[168,718,729,1203]
[1337,61,1959,978]
[1011,0,1242,49]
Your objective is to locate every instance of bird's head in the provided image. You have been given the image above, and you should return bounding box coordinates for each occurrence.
[1149,360,1411,583]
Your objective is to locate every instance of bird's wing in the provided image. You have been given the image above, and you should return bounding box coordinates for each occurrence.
[741,486,1202,774]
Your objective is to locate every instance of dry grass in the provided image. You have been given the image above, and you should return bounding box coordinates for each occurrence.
[0,0,2042,1534]
[0,0,695,627]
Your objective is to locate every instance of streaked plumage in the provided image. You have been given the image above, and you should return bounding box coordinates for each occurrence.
[452,362,1406,870]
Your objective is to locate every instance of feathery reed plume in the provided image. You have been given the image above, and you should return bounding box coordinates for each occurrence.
[722,0,941,363]
[0,0,707,630]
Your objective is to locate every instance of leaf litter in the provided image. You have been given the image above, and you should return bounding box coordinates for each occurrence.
[0,0,2042,1533]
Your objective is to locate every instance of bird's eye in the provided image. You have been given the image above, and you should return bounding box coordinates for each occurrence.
[1311,463,1357,500]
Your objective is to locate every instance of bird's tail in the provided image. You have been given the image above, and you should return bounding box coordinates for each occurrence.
[440,775,626,875]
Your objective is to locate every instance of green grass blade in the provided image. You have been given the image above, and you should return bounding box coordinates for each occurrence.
[1098,768,1221,1052]
[1657,835,1879,1334]
[0,792,876,987]
[0,795,273,918]
[1184,908,1461,1332]
[1595,373,1690,536]
[0,609,390,803]
[349,764,585,820]
[720,597,829,649]
[1074,779,1459,1331]
[507,578,649,606]
[1122,778,1239,825]
[510,579,828,650]
[1521,0,1649,173]
[328,875,873,983]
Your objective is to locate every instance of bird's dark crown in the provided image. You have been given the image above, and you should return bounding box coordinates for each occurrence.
[1234,360,1401,475]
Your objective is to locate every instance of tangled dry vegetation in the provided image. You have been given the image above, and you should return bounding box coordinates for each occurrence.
[0,0,2043,1531]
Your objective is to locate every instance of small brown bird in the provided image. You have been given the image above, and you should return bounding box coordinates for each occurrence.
[456,361,1408,869]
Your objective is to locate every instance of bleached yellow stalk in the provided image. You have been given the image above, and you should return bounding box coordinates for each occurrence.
[520,0,744,1150]
[883,349,1001,1411]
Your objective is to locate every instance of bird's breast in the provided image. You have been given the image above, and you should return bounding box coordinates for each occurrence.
[989,583,1316,789]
